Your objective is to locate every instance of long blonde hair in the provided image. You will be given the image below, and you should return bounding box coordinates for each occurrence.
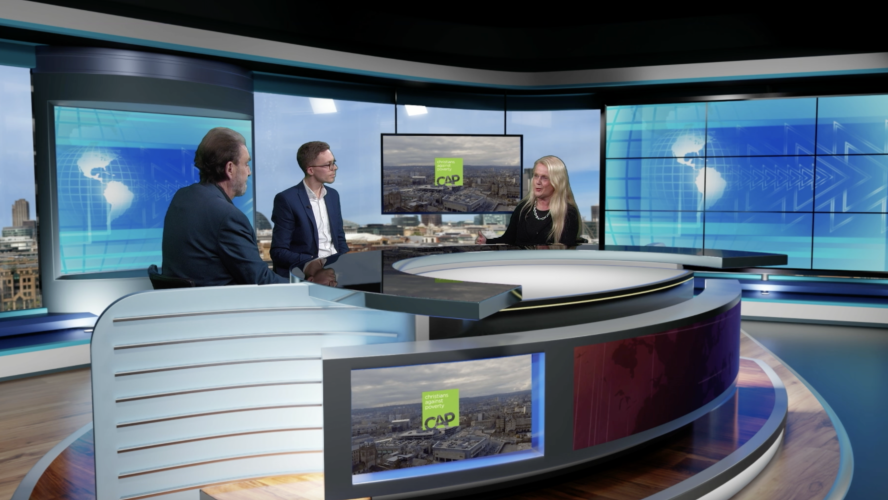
[521,155,582,243]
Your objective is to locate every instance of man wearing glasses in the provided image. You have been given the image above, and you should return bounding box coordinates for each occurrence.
[270,141,349,279]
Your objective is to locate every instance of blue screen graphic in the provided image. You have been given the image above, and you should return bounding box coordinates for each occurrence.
[707,156,814,212]
[814,213,888,271]
[706,98,816,156]
[605,95,888,272]
[815,155,888,213]
[605,211,703,249]
[606,158,702,211]
[704,212,813,268]
[605,103,706,159]
[54,107,253,275]
[817,95,888,155]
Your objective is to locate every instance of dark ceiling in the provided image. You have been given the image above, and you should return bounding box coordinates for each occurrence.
[18,1,888,72]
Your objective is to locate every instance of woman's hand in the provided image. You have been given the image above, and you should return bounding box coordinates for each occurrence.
[476,231,487,244]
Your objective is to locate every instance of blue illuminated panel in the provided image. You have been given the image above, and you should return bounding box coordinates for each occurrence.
[55,106,253,275]
[705,156,814,212]
[813,213,888,271]
[606,94,888,273]
[704,212,813,268]
[606,103,706,159]
[815,155,888,213]
[817,95,888,154]
[351,353,545,484]
[606,159,703,211]
[605,211,703,249]
[707,98,816,156]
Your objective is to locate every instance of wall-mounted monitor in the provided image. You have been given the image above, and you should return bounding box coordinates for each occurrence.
[53,105,253,275]
[349,352,544,484]
[381,134,522,214]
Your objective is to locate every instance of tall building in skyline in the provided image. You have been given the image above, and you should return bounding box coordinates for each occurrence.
[590,205,600,242]
[421,214,442,226]
[12,198,29,227]
[391,215,420,227]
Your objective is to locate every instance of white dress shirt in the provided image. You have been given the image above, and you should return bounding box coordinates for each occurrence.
[304,183,337,260]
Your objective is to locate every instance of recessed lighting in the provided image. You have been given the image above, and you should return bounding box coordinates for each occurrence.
[309,98,337,114]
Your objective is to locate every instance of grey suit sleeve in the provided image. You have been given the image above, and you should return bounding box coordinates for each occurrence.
[218,210,288,285]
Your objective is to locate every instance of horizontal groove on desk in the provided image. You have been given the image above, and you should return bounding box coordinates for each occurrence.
[119,472,306,500]
[118,427,323,453]
[112,306,336,322]
[117,403,324,427]
[118,449,323,478]
[113,330,398,349]
[114,357,322,376]
[115,381,322,402]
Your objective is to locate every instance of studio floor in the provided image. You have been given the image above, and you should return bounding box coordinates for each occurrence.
[741,320,888,500]
[0,320,884,500]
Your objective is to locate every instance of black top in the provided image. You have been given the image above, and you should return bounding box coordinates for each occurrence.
[161,182,287,286]
[486,201,580,246]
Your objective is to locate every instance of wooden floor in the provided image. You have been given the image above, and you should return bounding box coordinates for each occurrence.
[732,332,842,500]
[0,333,843,500]
[0,368,92,500]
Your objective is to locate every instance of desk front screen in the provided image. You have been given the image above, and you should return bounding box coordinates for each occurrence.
[350,352,544,484]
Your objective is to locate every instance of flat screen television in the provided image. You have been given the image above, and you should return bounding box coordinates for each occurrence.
[349,352,544,484]
[381,134,523,215]
[53,105,253,275]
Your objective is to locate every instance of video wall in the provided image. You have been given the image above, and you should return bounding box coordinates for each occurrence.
[54,106,253,275]
[605,95,888,272]
[350,353,544,483]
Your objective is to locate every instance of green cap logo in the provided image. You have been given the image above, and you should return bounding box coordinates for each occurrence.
[422,388,460,430]
[434,158,463,186]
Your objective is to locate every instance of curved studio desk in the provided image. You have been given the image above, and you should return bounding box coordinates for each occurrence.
[75,246,792,500]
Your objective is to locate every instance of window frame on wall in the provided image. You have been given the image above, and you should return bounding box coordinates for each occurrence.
[0,62,42,314]
[254,74,603,240]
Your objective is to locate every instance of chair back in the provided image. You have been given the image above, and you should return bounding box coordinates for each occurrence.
[147,264,195,289]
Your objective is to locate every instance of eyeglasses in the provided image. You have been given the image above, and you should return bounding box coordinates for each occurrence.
[309,161,338,170]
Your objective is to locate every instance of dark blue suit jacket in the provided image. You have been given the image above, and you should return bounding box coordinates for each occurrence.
[270,181,349,278]
[161,182,287,286]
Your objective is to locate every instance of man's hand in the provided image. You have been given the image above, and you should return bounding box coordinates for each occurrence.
[476,230,487,244]
[306,268,338,287]
[303,258,324,278]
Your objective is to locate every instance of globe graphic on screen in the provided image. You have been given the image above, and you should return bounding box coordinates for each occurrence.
[56,147,137,225]
[649,131,727,210]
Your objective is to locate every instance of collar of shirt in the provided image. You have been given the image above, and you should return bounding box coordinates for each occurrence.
[304,182,327,201]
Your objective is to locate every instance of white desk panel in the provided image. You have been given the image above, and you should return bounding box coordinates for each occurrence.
[417,264,686,300]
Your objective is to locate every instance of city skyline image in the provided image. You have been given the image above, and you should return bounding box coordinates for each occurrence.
[383,135,521,168]
[352,354,532,409]
[382,135,522,214]
[351,354,536,476]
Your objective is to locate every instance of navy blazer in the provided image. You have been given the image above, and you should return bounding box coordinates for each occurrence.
[270,181,349,278]
[161,182,287,286]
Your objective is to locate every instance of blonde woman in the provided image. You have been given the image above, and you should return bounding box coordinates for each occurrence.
[477,155,582,246]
